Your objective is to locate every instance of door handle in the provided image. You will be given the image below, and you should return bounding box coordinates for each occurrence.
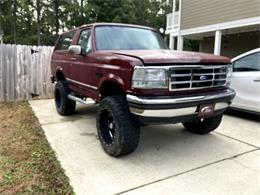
[253,78,260,82]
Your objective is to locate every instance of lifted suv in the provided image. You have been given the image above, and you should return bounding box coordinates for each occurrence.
[51,23,235,157]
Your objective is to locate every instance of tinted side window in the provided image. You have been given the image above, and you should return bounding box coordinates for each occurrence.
[77,29,92,53]
[234,52,260,72]
[55,31,76,51]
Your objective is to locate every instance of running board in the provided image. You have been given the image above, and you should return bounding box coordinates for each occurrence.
[68,94,96,105]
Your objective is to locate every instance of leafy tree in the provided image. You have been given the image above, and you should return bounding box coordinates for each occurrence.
[0,0,13,43]
[87,0,132,23]
[12,0,17,44]
[27,0,43,45]
[0,0,173,45]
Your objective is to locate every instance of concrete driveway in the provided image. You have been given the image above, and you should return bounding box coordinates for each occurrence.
[30,99,260,195]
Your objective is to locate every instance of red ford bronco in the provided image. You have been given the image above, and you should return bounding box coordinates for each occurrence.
[51,23,235,157]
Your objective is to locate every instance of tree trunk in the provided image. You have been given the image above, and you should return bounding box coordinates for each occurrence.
[12,0,17,44]
[0,6,2,44]
[36,0,41,45]
[80,0,84,18]
[54,0,59,37]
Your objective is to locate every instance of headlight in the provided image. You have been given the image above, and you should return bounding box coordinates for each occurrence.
[132,67,168,89]
[226,65,233,86]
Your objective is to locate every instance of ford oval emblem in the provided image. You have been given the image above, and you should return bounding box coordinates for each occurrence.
[200,75,207,80]
[201,106,213,114]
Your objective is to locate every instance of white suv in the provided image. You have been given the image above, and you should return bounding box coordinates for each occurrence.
[230,48,260,114]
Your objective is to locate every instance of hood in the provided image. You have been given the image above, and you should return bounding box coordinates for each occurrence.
[112,50,230,65]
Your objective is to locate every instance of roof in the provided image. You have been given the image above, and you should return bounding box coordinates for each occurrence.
[79,22,155,31]
[60,23,156,36]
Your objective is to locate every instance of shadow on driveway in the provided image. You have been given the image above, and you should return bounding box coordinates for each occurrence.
[225,109,260,122]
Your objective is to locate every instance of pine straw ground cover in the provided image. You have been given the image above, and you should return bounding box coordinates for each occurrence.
[0,102,73,194]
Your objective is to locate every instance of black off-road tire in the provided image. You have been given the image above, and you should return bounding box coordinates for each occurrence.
[54,81,76,116]
[183,114,223,135]
[96,95,140,157]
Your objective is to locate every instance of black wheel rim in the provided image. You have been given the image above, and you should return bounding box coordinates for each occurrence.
[55,89,61,108]
[99,109,116,145]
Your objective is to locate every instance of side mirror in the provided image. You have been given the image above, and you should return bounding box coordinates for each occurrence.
[68,45,82,55]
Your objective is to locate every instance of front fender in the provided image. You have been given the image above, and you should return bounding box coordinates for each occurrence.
[98,73,125,91]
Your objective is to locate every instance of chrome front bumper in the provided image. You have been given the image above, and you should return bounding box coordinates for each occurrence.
[127,89,235,118]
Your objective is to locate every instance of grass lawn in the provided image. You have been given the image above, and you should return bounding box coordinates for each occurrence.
[0,102,74,194]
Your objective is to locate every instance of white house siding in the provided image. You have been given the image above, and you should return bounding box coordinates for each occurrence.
[181,0,260,30]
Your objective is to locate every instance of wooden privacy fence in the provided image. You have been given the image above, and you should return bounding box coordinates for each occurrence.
[0,44,54,102]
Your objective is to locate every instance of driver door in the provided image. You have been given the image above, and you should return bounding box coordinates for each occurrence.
[70,29,93,92]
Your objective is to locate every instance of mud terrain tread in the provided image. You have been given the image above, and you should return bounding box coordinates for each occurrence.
[55,81,76,116]
[97,95,140,157]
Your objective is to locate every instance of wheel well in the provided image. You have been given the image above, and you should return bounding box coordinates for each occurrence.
[56,70,65,81]
[100,81,125,98]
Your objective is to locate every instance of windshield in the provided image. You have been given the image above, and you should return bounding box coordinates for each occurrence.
[95,26,168,50]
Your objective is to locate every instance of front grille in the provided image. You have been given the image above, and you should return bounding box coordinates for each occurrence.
[169,66,228,91]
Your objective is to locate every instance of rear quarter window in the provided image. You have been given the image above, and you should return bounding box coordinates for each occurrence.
[55,30,76,51]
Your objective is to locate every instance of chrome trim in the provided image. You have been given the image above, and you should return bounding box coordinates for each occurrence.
[129,106,197,117]
[215,102,229,110]
[126,89,235,105]
[168,66,228,91]
[132,65,231,90]
[68,94,96,105]
[133,65,228,69]
[129,102,229,117]
[67,78,98,90]
[127,95,204,105]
